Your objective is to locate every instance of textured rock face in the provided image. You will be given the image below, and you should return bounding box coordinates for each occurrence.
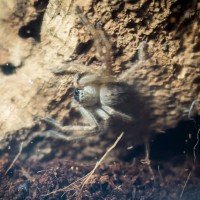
[0,0,199,153]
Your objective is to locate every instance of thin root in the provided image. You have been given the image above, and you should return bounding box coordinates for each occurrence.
[179,171,191,200]
[193,128,200,163]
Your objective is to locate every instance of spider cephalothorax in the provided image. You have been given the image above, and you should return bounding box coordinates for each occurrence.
[74,85,99,107]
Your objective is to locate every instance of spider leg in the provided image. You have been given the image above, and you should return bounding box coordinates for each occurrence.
[118,41,155,83]
[50,62,99,75]
[95,108,110,121]
[78,74,115,87]
[39,104,100,140]
[76,5,112,74]
[101,105,133,122]
[40,130,92,141]
[39,116,95,132]
[141,142,155,180]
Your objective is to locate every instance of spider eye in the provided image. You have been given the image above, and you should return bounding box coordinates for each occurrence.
[74,88,80,102]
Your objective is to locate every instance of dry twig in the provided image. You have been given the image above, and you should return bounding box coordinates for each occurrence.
[42,132,124,197]
[5,142,23,175]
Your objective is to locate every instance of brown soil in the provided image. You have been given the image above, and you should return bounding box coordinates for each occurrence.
[0,119,200,200]
[0,154,200,200]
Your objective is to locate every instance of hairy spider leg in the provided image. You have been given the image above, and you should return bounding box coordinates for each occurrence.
[95,108,110,121]
[50,62,102,75]
[101,105,133,122]
[141,142,155,180]
[41,105,99,132]
[39,104,102,140]
[40,130,88,141]
[76,5,112,74]
[77,74,115,88]
[94,105,133,122]
[99,86,133,122]
[118,41,154,83]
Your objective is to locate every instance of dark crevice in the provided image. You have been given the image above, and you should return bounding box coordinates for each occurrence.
[151,117,200,161]
[165,0,197,32]
[193,77,200,84]
[75,40,93,55]
[123,117,200,162]
[0,63,16,75]
[18,0,49,42]
[111,2,125,20]
[193,41,200,52]
[18,18,42,41]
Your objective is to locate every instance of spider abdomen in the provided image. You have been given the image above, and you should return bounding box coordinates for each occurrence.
[100,84,125,106]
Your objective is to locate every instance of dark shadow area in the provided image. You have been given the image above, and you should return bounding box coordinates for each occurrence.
[18,0,49,42]
[164,0,196,32]
[120,116,200,162]
[75,40,93,55]
[0,63,16,75]
[151,118,200,161]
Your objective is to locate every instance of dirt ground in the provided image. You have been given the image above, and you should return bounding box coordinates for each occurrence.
[0,156,200,200]
[0,119,200,200]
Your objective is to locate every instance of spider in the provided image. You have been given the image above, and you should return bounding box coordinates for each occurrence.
[37,6,155,169]
[38,6,150,145]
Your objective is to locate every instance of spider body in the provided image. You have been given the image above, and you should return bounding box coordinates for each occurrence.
[74,83,123,107]
[39,72,134,141]
[72,74,133,129]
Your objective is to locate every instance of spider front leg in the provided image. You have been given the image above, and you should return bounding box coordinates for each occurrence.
[39,104,100,141]
[77,74,115,88]
[50,62,99,75]
[99,85,133,122]
[101,105,133,122]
